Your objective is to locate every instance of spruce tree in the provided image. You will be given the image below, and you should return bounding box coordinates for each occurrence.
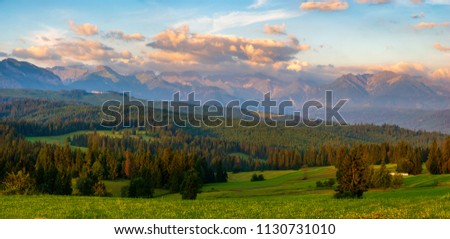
[335,147,369,198]
[215,161,228,183]
[180,169,201,200]
[426,140,441,174]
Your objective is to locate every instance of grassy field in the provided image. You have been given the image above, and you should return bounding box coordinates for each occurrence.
[1,166,450,219]
[26,130,155,150]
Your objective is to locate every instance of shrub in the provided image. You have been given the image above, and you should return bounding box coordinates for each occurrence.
[121,185,129,197]
[2,170,35,195]
[316,178,336,188]
[128,177,153,198]
[367,166,404,189]
[391,175,403,188]
[93,181,111,197]
[316,181,324,188]
[232,167,240,174]
[76,176,95,196]
[334,191,364,199]
[250,174,265,182]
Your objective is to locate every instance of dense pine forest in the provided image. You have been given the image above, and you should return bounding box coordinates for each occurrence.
[0,97,449,198]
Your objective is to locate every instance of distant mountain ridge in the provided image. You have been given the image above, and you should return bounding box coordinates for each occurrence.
[0,58,449,133]
[0,58,449,109]
[0,58,63,89]
[319,71,445,109]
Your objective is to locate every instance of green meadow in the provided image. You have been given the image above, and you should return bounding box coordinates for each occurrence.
[1,166,450,219]
[25,130,155,152]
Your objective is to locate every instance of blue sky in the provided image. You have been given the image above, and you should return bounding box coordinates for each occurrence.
[0,0,449,80]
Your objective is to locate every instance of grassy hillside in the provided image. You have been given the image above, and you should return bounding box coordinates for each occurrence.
[2,166,450,219]
[26,130,154,144]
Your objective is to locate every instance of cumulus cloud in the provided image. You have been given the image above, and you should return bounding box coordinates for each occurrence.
[55,39,131,62]
[332,62,429,78]
[68,20,99,36]
[434,43,450,51]
[249,0,268,9]
[11,39,133,65]
[356,0,391,4]
[274,61,309,72]
[415,22,450,29]
[146,25,309,71]
[368,62,428,76]
[432,68,450,80]
[104,30,146,41]
[146,51,198,65]
[263,23,286,35]
[12,46,60,60]
[300,0,349,11]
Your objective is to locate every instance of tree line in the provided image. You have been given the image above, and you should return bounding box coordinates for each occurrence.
[1,120,450,198]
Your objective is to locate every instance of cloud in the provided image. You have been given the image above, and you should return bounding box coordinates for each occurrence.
[175,10,300,33]
[104,30,146,41]
[370,62,428,76]
[12,46,60,60]
[434,43,450,51]
[411,12,425,19]
[0,52,7,57]
[68,20,99,36]
[273,61,309,72]
[300,1,349,11]
[55,39,130,62]
[146,51,198,65]
[249,0,268,9]
[11,39,133,65]
[410,0,423,4]
[264,23,286,35]
[432,68,450,80]
[332,62,429,78]
[356,0,391,3]
[147,25,309,72]
[415,22,450,29]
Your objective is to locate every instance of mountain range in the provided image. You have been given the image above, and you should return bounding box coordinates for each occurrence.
[0,58,449,133]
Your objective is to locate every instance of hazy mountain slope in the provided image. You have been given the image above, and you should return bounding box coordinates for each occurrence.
[0,58,63,89]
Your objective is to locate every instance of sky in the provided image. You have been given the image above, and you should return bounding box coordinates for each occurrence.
[0,0,449,80]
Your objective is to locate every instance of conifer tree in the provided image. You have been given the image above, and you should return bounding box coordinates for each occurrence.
[180,169,201,200]
[426,140,441,174]
[335,147,369,198]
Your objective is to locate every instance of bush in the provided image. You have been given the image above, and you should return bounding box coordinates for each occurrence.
[334,191,364,199]
[121,185,129,197]
[327,178,336,187]
[367,167,404,189]
[391,175,403,188]
[257,174,265,181]
[76,176,95,196]
[316,181,324,188]
[250,174,265,182]
[128,177,153,198]
[316,178,336,188]
[93,181,111,197]
[2,170,35,195]
[232,167,240,174]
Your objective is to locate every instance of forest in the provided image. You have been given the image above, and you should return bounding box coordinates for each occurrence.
[0,98,450,199]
